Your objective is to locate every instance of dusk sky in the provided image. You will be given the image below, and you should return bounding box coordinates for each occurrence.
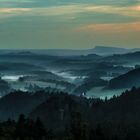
[0,0,140,49]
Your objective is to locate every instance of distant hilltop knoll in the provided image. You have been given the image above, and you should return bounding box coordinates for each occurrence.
[92,46,130,55]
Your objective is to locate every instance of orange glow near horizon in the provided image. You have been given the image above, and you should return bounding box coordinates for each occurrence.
[76,22,140,33]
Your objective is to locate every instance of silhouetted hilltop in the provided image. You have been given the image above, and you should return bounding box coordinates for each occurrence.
[30,93,89,131]
[0,79,11,95]
[90,87,140,123]
[29,87,140,130]
[1,88,140,139]
[108,68,140,89]
[0,91,51,120]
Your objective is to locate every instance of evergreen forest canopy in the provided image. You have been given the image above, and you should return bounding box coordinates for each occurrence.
[0,87,140,140]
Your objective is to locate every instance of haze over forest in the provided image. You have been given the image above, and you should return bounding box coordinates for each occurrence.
[0,1,140,140]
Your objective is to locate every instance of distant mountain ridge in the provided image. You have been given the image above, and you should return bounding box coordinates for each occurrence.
[0,46,140,56]
[35,46,140,56]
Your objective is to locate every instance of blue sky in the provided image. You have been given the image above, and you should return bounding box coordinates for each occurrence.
[0,0,140,49]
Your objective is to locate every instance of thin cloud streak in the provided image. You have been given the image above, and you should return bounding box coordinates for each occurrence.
[0,4,140,18]
[0,8,31,20]
[19,4,140,18]
[0,8,31,13]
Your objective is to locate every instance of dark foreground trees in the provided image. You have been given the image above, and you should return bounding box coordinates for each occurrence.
[0,114,48,140]
[0,114,108,140]
[0,113,140,140]
[1,87,140,139]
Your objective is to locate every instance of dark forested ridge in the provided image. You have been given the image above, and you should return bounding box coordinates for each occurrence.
[0,90,53,120]
[108,68,140,89]
[0,87,140,139]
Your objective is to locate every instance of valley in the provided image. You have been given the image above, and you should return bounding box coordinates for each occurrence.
[0,47,139,99]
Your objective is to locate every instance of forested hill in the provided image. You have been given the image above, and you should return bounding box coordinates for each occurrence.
[108,68,140,89]
[0,87,140,139]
